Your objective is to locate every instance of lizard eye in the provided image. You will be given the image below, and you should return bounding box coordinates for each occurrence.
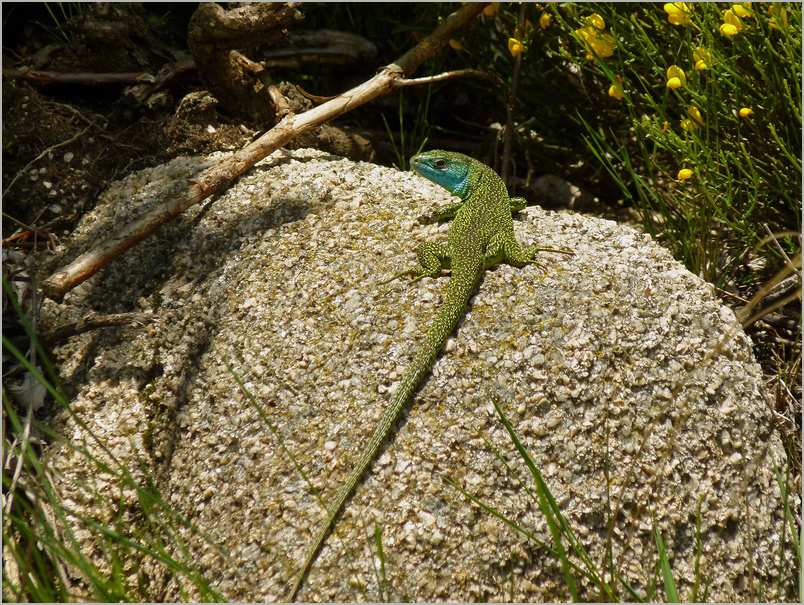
[433,159,447,170]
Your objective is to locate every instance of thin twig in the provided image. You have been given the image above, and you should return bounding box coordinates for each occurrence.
[763,223,801,279]
[2,212,38,233]
[3,69,155,85]
[736,251,802,325]
[2,121,95,199]
[294,69,504,102]
[2,212,59,250]
[41,311,155,345]
[741,288,802,330]
[396,69,506,90]
[296,85,338,103]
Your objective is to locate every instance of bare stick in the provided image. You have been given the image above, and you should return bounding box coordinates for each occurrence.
[41,311,155,345]
[40,2,489,301]
[298,69,505,101]
[231,50,291,118]
[2,69,155,86]
[396,69,506,90]
[296,85,338,104]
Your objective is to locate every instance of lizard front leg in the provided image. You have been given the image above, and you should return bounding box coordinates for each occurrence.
[433,201,465,220]
[380,241,452,285]
[509,196,528,212]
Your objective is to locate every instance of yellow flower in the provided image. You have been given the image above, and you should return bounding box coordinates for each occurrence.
[449,38,463,51]
[720,23,738,35]
[573,13,616,62]
[677,168,693,180]
[739,107,753,117]
[666,65,686,88]
[508,37,524,58]
[608,84,623,99]
[720,9,746,35]
[687,106,704,126]
[693,47,711,70]
[483,2,500,17]
[732,3,752,18]
[681,107,704,131]
[769,5,788,29]
[664,3,693,26]
[608,76,624,100]
[662,121,669,134]
[540,12,552,29]
[590,32,616,59]
[574,27,616,61]
[586,13,606,30]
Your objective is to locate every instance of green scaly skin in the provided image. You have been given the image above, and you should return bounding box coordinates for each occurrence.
[288,150,570,601]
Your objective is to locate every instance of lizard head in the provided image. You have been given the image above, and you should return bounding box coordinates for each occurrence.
[410,150,480,200]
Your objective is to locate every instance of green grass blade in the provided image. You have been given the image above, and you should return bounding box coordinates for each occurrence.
[769,445,802,602]
[374,522,387,601]
[654,525,680,602]
[486,392,580,601]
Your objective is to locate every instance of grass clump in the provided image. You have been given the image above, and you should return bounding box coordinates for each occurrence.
[2,276,226,602]
[445,391,799,602]
[548,2,800,287]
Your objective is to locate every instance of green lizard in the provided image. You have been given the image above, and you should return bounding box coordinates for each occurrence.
[288,150,571,601]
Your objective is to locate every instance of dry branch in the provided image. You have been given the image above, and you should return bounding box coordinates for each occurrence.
[40,2,490,301]
[41,311,155,345]
[2,69,155,85]
[231,50,292,118]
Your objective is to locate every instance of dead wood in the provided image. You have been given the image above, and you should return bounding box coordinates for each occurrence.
[40,2,490,302]
[188,2,304,122]
[125,53,198,104]
[261,29,378,70]
[2,69,155,86]
[41,311,155,345]
[231,50,292,118]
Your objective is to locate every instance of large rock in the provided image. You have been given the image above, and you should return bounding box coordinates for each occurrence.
[40,149,797,602]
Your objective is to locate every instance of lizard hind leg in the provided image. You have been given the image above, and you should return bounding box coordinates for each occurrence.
[501,236,549,272]
[378,241,451,286]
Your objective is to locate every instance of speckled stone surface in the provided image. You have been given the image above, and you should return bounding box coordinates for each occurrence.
[40,149,797,602]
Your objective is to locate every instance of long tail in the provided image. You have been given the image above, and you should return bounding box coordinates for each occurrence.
[287,268,479,601]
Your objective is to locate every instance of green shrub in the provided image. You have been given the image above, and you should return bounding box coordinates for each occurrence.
[547,2,801,284]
